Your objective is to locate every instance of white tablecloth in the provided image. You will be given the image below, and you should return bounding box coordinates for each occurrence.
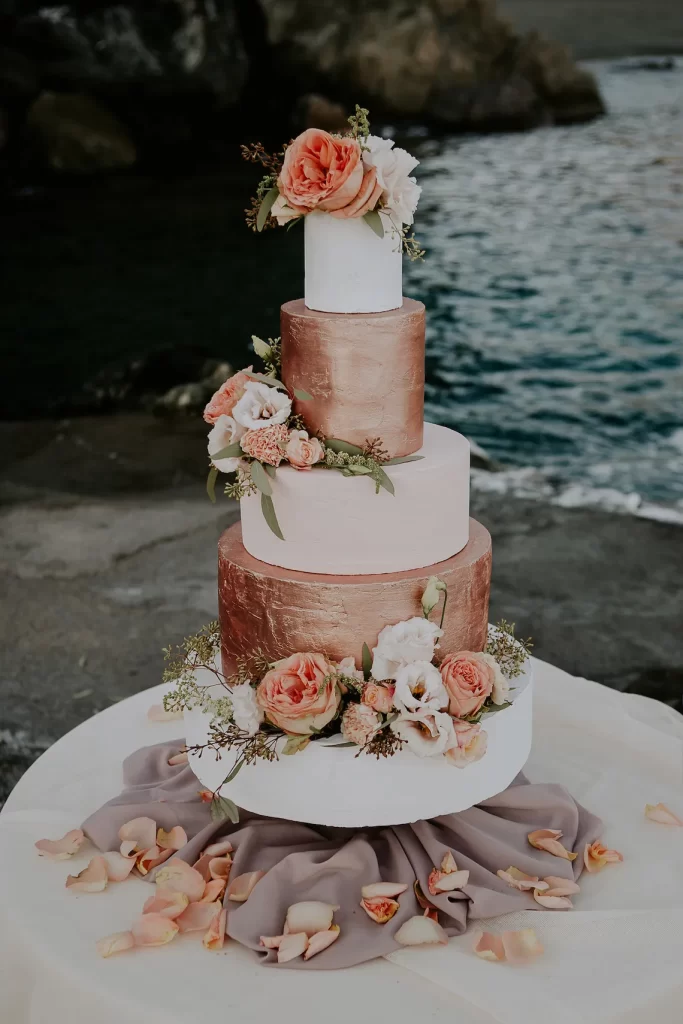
[1,658,682,1024]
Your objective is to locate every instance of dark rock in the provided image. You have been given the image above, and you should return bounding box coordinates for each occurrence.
[26,91,136,172]
[294,94,350,134]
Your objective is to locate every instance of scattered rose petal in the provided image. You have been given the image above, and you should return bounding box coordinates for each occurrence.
[441,851,458,874]
[277,932,309,963]
[177,901,222,933]
[501,928,544,963]
[473,931,506,961]
[136,845,173,876]
[142,890,189,919]
[155,860,206,903]
[413,880,432,910]
[131,913,179,947]
[96,931,135,958]
[429,868,470,893]
[360,881,408,899]
[528,829,577,861]
[360,896,400,923]
[227,870,265,902]
[285,902,338,938]
[423,907,439,922]
[543,876,581,897]
[35,829,85,860]
[209,856,232,881]
[198,789,214,803]
[533,890,574,909]
[200,879,227,903]
[147,704,183,723]
[167,751,189,766]
[497,866,547,892]
[192,853,213,882]
[260,935,284,949]
[157,826,188,852]
[119,817,157,854]
[645,803,683,827]
[203,840,234,858]
[66,855,108,893]
[119,840,137,859]
[304,925,340,960]
[203,908,227,950]
[395,915,449,947]
[103,851,137,882]
[584,840,624,874]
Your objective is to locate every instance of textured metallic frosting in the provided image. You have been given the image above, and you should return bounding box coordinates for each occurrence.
[219,520,492,672]
[280,298,425,458]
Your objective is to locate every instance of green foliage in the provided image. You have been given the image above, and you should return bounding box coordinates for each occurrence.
[348,104,371,140]
[485,620,533,679]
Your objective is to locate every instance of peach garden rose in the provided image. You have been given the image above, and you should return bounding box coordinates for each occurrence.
[277,129,379,218]
[445,720,488,768]
[256,653,340,735]
[203,368,253,424]
[285,429,324,470]
[440,650,507,718]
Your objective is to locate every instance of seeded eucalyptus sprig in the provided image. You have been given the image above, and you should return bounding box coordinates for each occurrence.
[347,104,371,140]
[486,620,533,678]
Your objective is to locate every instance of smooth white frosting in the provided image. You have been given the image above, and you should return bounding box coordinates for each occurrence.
[240,422,470,575]
[304,211,402,313]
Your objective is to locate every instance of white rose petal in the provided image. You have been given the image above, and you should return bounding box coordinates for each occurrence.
[393,661,448,714]
[362,135,422,226]
[230,684,263,736]
[271,194,301,226]
[371,617,443,681]
[337,656,364,683]
[207,414,246,474]
[390,708,456,758]
[232,381,292,431]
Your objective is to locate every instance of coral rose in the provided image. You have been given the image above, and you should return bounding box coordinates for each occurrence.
[341,703,380,746]
[240,423,289,467]
[256,653,340,735]
[444,720,488,768]
[278,129,364,214]
[203,368,253,424]
[328,166,382,219]
[362,682,395,714]
[285,429,324,470]
[440,651,499,718]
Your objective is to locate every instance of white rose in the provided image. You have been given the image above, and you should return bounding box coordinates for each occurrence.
[393,661,448,714]
[480,651,510,705]
[371,617,443,681]
[232,381,292,431]
[230,684,263,737]
[271,194,301,225]
[362,135,422,226]
[391,708,456,758]
[207,414,246,474]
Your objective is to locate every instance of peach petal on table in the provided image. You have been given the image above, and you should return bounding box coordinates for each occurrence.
[543,876,581,897]
[430,869,470,893]
[65,855,108,893]
[200,879,227,904]
[209,856,232,881]
[277,932,309,964]
[203,908,227,951]
[157,826,188,852]
[167,751,189,767]
[645,803,683,827]
[285,901,338,938]
[155,859,206,903]
[360,881,408,900]
[177,900,222,933]
[143,890,189,919]
[583,840,624,874]
[35,829,85,861]
[131,913,179,947]
[260,935,284,949]
[96,931,135,958]
[360,896,400,923]
[533,890,574,909]
[118,817,157,853]
[119,840,137,859]
[304,925,340,960]
[136,845,173,876]
[473,931,506,962]
[528,829,577,861]
[441,851,458,874]
[103,851,137,883]
[227,870,265,902]
[203,839,234,858]
[147,704,183,723]
[423,907,439,923]
[192,853,213,882]
[395,915,449,947]
[501,928,544,963]
[497,867,548,892]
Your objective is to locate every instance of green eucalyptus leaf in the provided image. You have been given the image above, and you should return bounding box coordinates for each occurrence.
[263,463,276,478]
[256,186,280,232]
[384,455,425,466]
[363,209,384,239]
[206,465,218,503]
[210,795,240,824]
[282,735,310,756]
[293,388,313,402]
[250,460,272,496]
[344,464,373,475]
[222,758,244,785]
[325,438,364,455]
[244,370,287,390]
[361,642,373,681]
[480,700,513,716]
[286,216,303,231]
[251,335,271,360]
[377,468,395,496]
[210,441,243,462]
[261,493,285,540]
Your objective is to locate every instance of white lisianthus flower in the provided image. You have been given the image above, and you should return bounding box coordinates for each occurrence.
[232,381,292,431]
[393,661,448,714]
[337,656,364,684]
[390,708,456,758]
[207,413,246,474]
[271,194,301,225]
[371,617,443,681]
[362,135,422,226]
[230,683,263,736]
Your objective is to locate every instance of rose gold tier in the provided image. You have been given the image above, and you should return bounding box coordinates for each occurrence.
[218,519,491,672]
[280,298,425,458]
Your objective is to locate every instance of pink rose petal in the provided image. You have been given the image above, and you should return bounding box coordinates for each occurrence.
[533,890,574,909]
[203,908,227,950]
[119,840,137,859]
[157,826,188,852]
[304,925,340,960]
[260,935,284,949]
[501,928,544,963]
[66,855,108,893]
[285,901,338,938]
[177,900,222,933]
[136,845,173,876]
[360,881,409,899]
[227,870,265,902]
[277,932,309,963]
[441,851,458,874]
[155,859,206,903]
[35,829,85,861]
[528,829,577,861]
[209,856,232,881]
[142,890,189,919]
[147,704,183,723]
[203,840,234,858]
[424,907,439,922]
[131,913,179,947]
[360,896,400,923]
[430,869,470,893]
[394,915,449,947]
[543,876,581,897]
[473,931,506,961]
[645,803,683,827]
[118,817,157,853]
[200,879,227,903]
[103,851,137,883]
[497,866,547,892]
[167,751,189,766]
[96,930,135,958]
[192,853,213,882]
[584,840,624,874]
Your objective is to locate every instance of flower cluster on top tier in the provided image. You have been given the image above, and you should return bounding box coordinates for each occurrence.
[242,105,424,259]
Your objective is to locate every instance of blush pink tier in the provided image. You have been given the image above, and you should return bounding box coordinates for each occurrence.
[218,519,492,673]
[240,423,470,575]
[281,298,425,458]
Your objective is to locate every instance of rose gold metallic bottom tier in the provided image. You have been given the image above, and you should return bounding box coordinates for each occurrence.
[218,520,492,672]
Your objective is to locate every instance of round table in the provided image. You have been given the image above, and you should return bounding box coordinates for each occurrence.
[2,658,683,1024]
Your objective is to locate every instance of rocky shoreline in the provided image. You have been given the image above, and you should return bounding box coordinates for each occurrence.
[1,412,681,803]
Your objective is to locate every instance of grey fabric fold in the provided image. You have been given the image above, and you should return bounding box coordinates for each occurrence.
[82,740,602,969]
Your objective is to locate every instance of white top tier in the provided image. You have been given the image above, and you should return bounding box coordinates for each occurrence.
[304,211,403,314]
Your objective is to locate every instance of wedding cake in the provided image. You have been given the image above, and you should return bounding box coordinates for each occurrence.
[180,112,533,827]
